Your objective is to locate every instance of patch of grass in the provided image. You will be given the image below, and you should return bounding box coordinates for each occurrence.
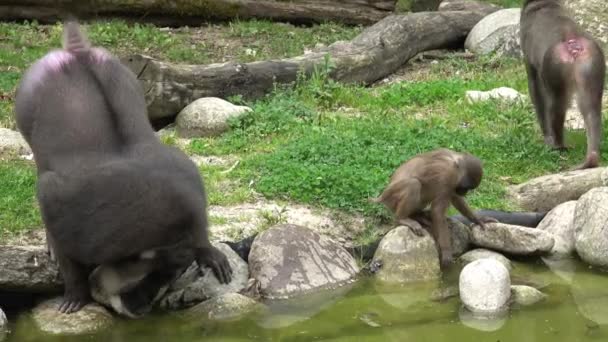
[199,164,254,206]
[481,0,522,8]
[0,161,40,238]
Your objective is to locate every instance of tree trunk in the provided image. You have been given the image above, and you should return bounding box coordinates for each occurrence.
[0,0,396,26]
[120,4,498,119]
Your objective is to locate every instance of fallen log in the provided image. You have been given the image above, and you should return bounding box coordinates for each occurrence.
[121,5,499,119]
[0,0,395,26]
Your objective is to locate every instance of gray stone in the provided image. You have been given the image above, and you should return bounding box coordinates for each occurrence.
[511,285,547,306]
[0,245,62,292]
[574,187,608,267]
[183,293,264,322]
[496,25,522,58]
[506,167,608,211]
[31,297,114,335]
[465,9,521,56]
[451,218,472,257]
[248,224,359,299]
[470,223,554,255]
[160,243,249,309]
[0,128,31,157]
[372,220,440,283]
[175,97,252,138]
[460,248,512,270]
[459,259,511,314]
[537,201,577,256]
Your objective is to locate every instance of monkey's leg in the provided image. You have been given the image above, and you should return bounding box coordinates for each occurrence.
[53,248,92,314]
[430,198,452,268]
[544,85,570,150]
[394,179,425,236]
[526,64,552,143]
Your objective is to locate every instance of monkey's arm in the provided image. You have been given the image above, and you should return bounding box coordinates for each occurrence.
[450,195,497,228]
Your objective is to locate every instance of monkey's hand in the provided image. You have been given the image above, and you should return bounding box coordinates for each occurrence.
[197,246,234,284]
[58,289,91,314]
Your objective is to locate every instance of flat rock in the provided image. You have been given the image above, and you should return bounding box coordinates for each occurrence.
[511,285,547,306]
[537,201,577,256]
[160,243,249,309]
[459,248,512,270]
[248,224,359,299]
[183,293,264,322]
[31,297,114,335]
[175,97,252,138]
[372,220,440,283]
[459,259,511,314]
[466,87,525,104]
[574,187,608,267]
[470,223,554,255]
[507,167,608,211]
[465,8,521,56]
[0,128,31,157]
[0,245,62,292]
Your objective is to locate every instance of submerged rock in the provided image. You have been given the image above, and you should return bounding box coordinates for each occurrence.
[175,97,252,138]
[248,224,359,299]
[470,223,554,255]
[511,285,547,306]
[506,167,608,211]
[574,187,608,267]
[459,306,508,332]
[160,243,249,310]
[184,293,264,322]
[31,297,114,335]
[372,221,440,283]
[537,201,577,256]
[459,259,511,314]
[0,245,61,292]
[459,248,512,270]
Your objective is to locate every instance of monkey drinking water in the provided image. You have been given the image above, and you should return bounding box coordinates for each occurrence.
[372,148,497,267]
[521,0,606,169]
[14,21,232,316]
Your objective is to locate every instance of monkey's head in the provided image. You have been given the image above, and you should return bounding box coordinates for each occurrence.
[455,153,483,196]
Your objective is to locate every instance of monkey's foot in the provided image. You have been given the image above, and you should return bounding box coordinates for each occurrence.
[570,152,600,170]
[197,246,234,284]
[58,292,91,314]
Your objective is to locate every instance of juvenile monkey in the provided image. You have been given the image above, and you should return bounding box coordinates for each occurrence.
[372,148,497,267]
[521,0,605,169]
[14,21,232,314]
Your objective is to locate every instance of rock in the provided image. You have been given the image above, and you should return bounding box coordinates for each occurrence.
[465,9,521,56]
[564,0,608,48]
[31,297,114,335]
[458,306,507,332]
[160,243,249,309]
[372,221,440,283]
[430,285,459,302]
[459,259,511,314]
[571,271,608,325]
[0,245,62,292]
[460,248,512,270]
[466,87,525,104]
[574,187,608,267]
[175,97,252,138]
[541,256,578,284]
[0,128,31,157]
[495,25,522,58]
[470,223,554,255]
[506,167,608,211]
[450,219,472,257]
[0,307,6,335]
[183,293,264,322]
[248,224,359,299]
[511,285,547,306]
[439,0,500,13]
[537,201,577,256]
[396,0,442,12]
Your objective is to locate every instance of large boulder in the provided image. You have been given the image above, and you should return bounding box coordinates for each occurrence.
[175,97,252,138]
[459,259,511,314]
[0,128,31,157]
[465,8,521,56]
[160,243,249,310]
[537,201,577,256]
[0,245,62,292]
[372,221,440,283]
[574,187,608,267]
[564,0,608,48]
[459,248,512,270]
[31,297,114,335]
[183,293,265,322]
[248,224,359,299]
[470,223,554,255]
[507,167,608,211]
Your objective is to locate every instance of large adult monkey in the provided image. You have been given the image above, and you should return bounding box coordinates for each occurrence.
[14,21,232,314]
[521,0,606,170]
[372,148,497,268]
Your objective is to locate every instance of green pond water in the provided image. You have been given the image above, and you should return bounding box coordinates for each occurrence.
[5,257,608,342]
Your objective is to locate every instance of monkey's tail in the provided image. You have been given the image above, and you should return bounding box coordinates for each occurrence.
[62,20,91,55]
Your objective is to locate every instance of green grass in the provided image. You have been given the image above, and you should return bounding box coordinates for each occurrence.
[0,161,41,238]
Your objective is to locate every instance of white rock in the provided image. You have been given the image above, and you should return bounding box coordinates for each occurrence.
[175,97,252,138]
[574,187,608,267]
[184,293,265,322]
[460,248,512,270]
[0,307,6,333]
[537,201,577,256]
[459,258,511,314]
[511,285,547,306]
[465,8,521,56]
[0,128,31,157]
[469,223,554,255]
[466,87,525,104]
